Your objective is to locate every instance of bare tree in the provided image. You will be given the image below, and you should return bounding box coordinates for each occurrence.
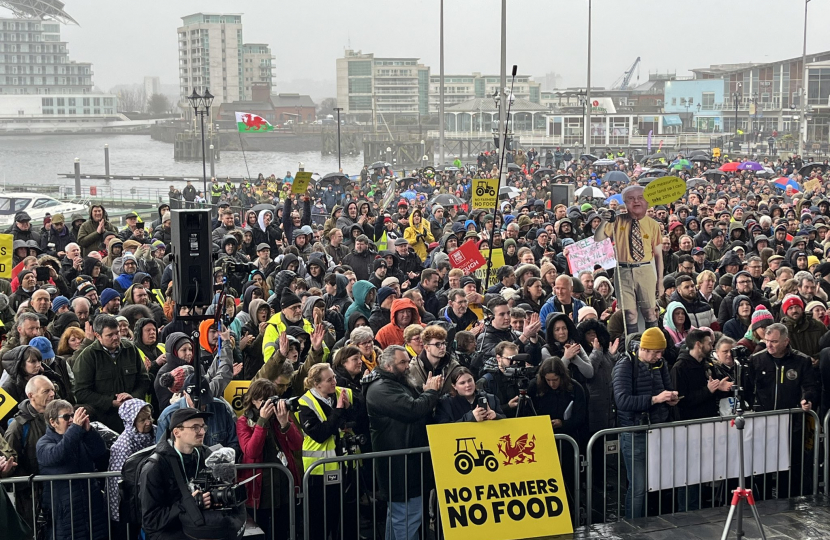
[115,87,147,112]
[317,97,337,117]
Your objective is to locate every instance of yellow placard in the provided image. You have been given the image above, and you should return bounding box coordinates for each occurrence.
[643,176,686,206]
[0,387,18,420]
[712,147,721,158]
[471,178,499,210]
[475,248,505,289]
[292,171,313,194]
[223,380,251,416]
[427,416,572,540]
[0,234,11,279]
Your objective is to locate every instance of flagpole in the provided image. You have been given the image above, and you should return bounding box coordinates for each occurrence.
[237,130,252,180]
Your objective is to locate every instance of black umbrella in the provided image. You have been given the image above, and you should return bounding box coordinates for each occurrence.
[686,178,707,189]
[689,155,712,163]
[799,163,829,176]
[319,172,349,186]
[688,150,711,158]
[533,168,555,178]
[251,203,276,213]
[552,174,574,182]
[507,163,521,171]
[429,194,464,207]
[370,161,391,169]
[580,154,599,162]
[650,163,668,169]
[702,170,727,178]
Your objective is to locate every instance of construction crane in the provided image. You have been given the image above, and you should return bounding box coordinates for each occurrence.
[612,57,641,90]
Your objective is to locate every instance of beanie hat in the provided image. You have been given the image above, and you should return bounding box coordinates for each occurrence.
[640,327,667,350]
[663,275,676,290]
[123,240,141,253]
[373,258,388,271]
[18,269,33,285]
[577,306,597,323]
[805,300,826,314]
[280,288,301,311]
[808,255,820,268]
[100,288,120,307]
[158,365,193,393]
[28,336,55,361]
[376,286,396,306]
[719,273,734,287]
[781,294,804,315]
[51,295,70,312]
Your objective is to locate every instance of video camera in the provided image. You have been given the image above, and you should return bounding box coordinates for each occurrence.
[220,259,256,276]
[340,422,368,455]
[192,448,250,510]
[501,353,537,386]
[731,345,750,365]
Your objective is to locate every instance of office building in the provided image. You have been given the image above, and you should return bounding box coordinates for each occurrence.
[428,73,541,114]
[336,49,429,123]
[178,13,244,108]
[241,43,275,100]
[144,76,160,98]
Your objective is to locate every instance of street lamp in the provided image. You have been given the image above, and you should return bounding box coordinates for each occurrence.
[585,0,592,155]
[732,83,742,152]
[798,0,811,157]
[333,107,343,171]
[696,103,701,136]
[186,87,214,200]
[492,88,515,153]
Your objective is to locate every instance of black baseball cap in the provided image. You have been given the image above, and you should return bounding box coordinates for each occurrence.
[168,408,212,434]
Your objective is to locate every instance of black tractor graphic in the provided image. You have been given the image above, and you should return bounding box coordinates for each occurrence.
[453,437,499,474]
[231,386,248,411]
[475,181,496,197]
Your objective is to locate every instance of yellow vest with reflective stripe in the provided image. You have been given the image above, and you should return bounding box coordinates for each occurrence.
[377,231,388,252]
[137,343,166,365]
[298,387,353,474]
[211,184,224,197]
[262,312,314,362]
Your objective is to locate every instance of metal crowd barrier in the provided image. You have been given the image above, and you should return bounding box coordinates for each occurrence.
[300,434,580,540]
[0,462,294,540]
[585,408,820,525]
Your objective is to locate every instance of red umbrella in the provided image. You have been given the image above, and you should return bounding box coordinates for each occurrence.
[719,162,740,172]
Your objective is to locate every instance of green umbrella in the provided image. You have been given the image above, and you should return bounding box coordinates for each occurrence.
[671,159,692,170]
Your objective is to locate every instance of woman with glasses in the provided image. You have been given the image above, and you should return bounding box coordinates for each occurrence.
[435,367,504,423]
[37,400,108,540]
[408,326,462,395]
[297,364,358,540]
[237,379,302,540]
[403,325,424,359]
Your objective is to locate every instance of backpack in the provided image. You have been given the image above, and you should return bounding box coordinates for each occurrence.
[118,446,158,526]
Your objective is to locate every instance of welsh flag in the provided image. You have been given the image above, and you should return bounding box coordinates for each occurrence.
[235,112,274,132]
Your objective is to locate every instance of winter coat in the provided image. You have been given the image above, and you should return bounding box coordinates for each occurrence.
[434,392,505,423]
[3,399,47,478]
[539,295,586,329]
[37,424,109,540]
[782,314,826,359]
[76,209,118,257]
[72,338,151,431]
[155,397,240,454]
[670,351,723,420]
[474,324,542,368]
[1,346,69,415]
[718,287,771,327]
[40,224,76,257]
[612,348,674,427]
[704,239,729,264]
[528,377,588,444]
[362,367,441,501]
[375,298,423,349]
[669,290,717,329]
[541,313,594,385]
[408,349,464,396]
[107,398,156,521]
[577,319,615,433]
[341,248,375,282]
[403,213,434,261]
[745,347,819,412]
[343,280,376,327]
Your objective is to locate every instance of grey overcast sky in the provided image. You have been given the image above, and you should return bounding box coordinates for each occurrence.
[10,0,830,98]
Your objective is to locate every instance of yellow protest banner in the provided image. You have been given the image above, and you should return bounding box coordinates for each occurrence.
[471,178,499,209]
[224,380,251,416]
[0,234,11,279]
[292,171,313,194]
[0,387,17,421]
[643,176,686,206]
[712,147,721,158]
[475,248,505,289]
[427,416,572,540]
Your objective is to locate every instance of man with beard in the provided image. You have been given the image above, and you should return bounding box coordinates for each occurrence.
[595,185,663,334]
[718,270,771,326]
[342,235,374,282]
[99,288,121,316]
[375,297,422,348]
[324,228,349,267]
[211,209,237,245]
[393,237,422,288]
[475,297,542,368]
[670,275,717,328]
[262,288,315,362]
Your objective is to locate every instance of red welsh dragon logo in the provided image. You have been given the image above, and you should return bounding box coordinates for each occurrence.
[497,433,537,465]
[242,114,268,130]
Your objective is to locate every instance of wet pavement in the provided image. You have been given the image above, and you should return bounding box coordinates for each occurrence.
[543,495,830,539]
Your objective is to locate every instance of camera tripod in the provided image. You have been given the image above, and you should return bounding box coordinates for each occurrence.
[514,386,537,418]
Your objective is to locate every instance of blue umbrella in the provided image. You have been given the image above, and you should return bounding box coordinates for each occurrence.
[401,189,418,200]
[603,171,629,184]
[773,177,800,191]
[605,193,623,205]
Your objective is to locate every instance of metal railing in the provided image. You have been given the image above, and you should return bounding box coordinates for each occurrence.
[300,434,580,540]
[585,409,820,525]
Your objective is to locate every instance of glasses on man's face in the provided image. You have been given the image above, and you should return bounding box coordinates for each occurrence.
[427,342,447,349]
[178,424,208,433]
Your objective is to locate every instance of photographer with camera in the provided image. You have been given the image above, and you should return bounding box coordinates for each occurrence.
[237,379,302,540]
[474,297,542,372]
[435,367,505,423]
[298,363,358,540]
[612,327,678,519]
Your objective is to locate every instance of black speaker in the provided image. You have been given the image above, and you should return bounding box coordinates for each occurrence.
[549,184,575,208]
[171,209,214,307]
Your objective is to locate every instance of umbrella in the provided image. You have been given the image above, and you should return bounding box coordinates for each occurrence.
[593,159,616,166]
[702,169,727,178]
[799,163,829,176]
[671,159,692,171]
[251,203,276,213]
[552,174,574,182]
[605,193,624,205]
[644,151,668,161]
[575,186,605,199]
[580,154,599,162]
[639,169,664,178]
[499,186,522,201]
[401,189,418,201]
[686,178,707,189]
[429,194,464,207]
[737,161,763,171]
[533,168,555,178]
[773,177,800,191]
[650,163,668,169]
[370,161,392,169]
[637,176,656,186]
[603,171,629,184]
[614,156,627,162]
[689,155,712,163]
[756,167,776,178]
[719,162,740,172]
[507,163,521,171]
[688,150,710,158]
[437,165,460,172]
[319,172,349,186]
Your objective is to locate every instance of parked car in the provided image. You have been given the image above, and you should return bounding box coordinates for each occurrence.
[0,193,87,227]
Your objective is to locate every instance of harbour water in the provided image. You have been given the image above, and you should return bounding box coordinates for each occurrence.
[0,134,366,194]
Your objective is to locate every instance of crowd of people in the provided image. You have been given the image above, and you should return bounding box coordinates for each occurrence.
[0,145,829,539]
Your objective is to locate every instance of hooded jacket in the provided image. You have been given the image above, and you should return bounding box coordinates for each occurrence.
[344,280,376,325]
[403,211,434,261]
[324,273,352,317]
[375,298,423,349]
[722,294,751,340]
[253,209,282,252]
[541,312,594,382]
[670,350,723,420]
[669,289,717,329]
[304,253,328,290]
[76,205,118,257]
[577,319,616,433]
[107,398,156,521]
[40,222,76,257]
[704,237,729,263]
[717,272,771,326]
[1,346,67,418]
[663,301,690,345]
[154,331,233,411]
[341,245,375,282]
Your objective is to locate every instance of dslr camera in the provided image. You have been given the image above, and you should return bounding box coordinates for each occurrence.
[266,395,301,413]
[731,345,750,364]
[340,422,367,455]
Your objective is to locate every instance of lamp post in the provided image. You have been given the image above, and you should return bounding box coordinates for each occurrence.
[732,83,742,152]
[438,0,445,167]
[333,107,343,171]
[696,103,701,137]
[585,0,592,155]
[798,0,811,157]
[186,87,214,199]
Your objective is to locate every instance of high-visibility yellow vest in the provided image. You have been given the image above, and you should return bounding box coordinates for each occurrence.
[211,184,224,197]
[376,231,388,252]
[137,343,166,367]
[262,312,314,361]
[298,387,353,474]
